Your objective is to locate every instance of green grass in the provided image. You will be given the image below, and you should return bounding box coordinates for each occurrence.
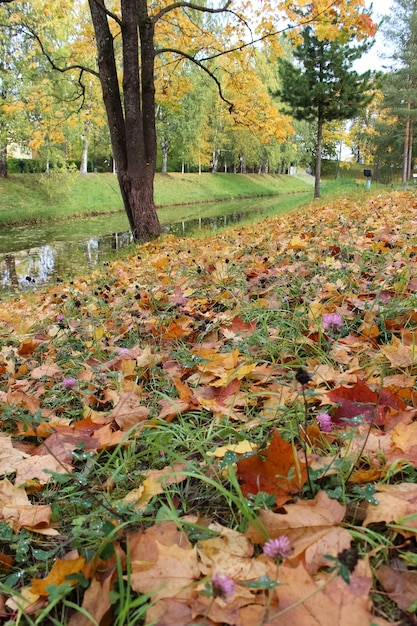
[0,171,313,226]
[1,187,417,624]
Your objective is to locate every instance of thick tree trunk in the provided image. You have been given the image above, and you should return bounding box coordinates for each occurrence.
[314,115,323,198]
[88,0,161,241]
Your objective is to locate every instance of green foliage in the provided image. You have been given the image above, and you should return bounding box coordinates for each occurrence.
[278,27,374,196]
[278,28,373,124]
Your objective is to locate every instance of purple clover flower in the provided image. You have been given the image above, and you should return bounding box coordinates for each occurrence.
[62,377,77,390]
[316,412,333,433]
[263,536,292,560]
[322,313,343,331]
[211,572,235,600]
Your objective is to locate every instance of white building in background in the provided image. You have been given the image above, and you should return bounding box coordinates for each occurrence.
[7,143,32,159]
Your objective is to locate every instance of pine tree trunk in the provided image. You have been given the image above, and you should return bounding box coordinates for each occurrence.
[314,116,323,198]
[403,111,411,184]
[407,118,414,180]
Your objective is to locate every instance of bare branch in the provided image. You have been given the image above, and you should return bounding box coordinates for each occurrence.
[24,25,99,79]
[156,46,234,112]
[89,0,122,27]
[152,0,232,23]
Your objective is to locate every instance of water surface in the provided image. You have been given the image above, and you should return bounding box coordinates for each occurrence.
[0,194,309,296]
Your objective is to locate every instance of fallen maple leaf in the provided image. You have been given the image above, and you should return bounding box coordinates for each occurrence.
[380,335,417,367]
[363,483,417,535]
[376,564,417,612]
[0,433,29,474]
[130,541,199,602]
[270,559,392,626]
[246,490,348,574]
[123,462,187,511]
[237,428,308,507]
[31,555,85,596]
[14,453,72,487]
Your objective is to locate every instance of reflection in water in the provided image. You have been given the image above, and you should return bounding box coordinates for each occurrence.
[0,232,135,296]
[0,206,275,295]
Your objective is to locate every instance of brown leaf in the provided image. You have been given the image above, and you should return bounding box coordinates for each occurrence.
[30,362,62,380]
[270,559,392,626]
[364,483,417,535]
[198,523,270,581]
[107,391,150,430]
[14,454,72,487]
[130,541,199,602]
[380,335,417,367]
[376,564,417,612]
[246,491,348,574]
[0,433,29,474]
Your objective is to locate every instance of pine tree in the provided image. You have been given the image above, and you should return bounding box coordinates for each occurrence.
[380,0,417,183]
[278,28,373,198]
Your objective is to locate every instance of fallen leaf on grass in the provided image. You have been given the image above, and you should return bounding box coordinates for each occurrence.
[14,454,72,487]
[363,483,417,535]
[107,391,150,430]
[197,523,270,581]
[207,440,256,458]
[157,397,192,421]
[376,564,417,612]
[31,555,85,596]
[30,361,62,380]
[0,478,58,535]
[192,586,275,626]
[271,559,393,626]
[0,433,29,474]
[237,428,308,507]
[130,541,199,602]
[246,490,348,574]
[123,462,187,510]
[380,335,417,367]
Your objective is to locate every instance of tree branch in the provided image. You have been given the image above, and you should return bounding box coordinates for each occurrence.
[24,25,99,79]
[89,0,122,27]
[152,0,232,23]
[156,46,234,112]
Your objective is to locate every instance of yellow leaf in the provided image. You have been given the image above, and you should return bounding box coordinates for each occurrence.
[207,440,256,458]
[31,556,85,596]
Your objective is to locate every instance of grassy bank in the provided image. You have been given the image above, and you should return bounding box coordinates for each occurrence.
[0,171,313,226]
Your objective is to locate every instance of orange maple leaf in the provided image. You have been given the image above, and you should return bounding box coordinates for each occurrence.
[237,428,308,507]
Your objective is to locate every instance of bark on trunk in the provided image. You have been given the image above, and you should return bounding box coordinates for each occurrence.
[80,123,90,175]
[314,115,323,198]
[161,138,168,173]
[88,0,161,241]
[0,142,7,178]
[407,118,414,181]
[403,111,411,184]
[211,149,220,173]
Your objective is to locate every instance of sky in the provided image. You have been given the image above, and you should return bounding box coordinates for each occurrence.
[362,0,394,70]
